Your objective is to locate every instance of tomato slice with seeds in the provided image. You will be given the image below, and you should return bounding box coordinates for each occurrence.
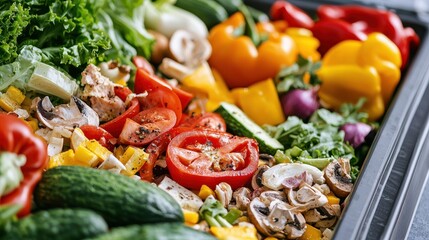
[166,130,259,189]
[119,107,176,146]
[179,112,226,132]
[138,88,182,126]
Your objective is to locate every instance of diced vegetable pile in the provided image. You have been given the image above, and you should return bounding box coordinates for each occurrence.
[0,0,420,239]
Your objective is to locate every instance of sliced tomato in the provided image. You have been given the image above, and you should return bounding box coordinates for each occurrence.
[172,87,194,110]
[114,86,133,102]
[135,68,193,111]
[140,126,193,181]
[100,98,140,138]
[139,88,182,125]
[119,107,177,146]
[166,130,259,189]
[179,112,226,132]
[133,56,155,75]
[80,125,116,151]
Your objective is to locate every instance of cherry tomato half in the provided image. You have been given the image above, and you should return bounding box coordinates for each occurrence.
[100,98,140,138]
[139,88,182,126]
[119,107,177,146]
[166,130,259,190]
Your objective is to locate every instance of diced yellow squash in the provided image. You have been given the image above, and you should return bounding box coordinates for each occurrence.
[26,117,39,132]
[84,140,112,161]
[210,226,258,240]
[326,193,340,205]
[183,209,199,224]
[120,146,148,176]
[70,128,88,151]
[48,149,76,168]
[297,224,322,240]
[74,145,100,167]
[198,184,215,200]
[6,86,25,105]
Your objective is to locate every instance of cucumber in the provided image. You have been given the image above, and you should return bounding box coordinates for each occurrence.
[1,208,108,240]
[215,102,284,155]
[34,166,183,227]
[175,0,228,28]
[87,223,216,240]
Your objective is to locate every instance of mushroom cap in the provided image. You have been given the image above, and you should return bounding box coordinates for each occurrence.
[324,159,353,198]
[262,163,325,190]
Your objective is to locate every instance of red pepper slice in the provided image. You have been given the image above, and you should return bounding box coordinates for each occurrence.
[166,130,259,190]
[0,113,48,217]
[270,1,314,29]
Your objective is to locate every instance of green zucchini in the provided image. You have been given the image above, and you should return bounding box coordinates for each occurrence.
[1,208,108,240]
[34,166,183,227]
[87,223,216,240]
[215,102,284,155]
[175,0,228,28]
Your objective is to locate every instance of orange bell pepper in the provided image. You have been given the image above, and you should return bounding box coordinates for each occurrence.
[208,13,298,88]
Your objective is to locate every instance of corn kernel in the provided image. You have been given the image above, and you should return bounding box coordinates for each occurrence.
[198,184,215,200]
[211,226,258,240]
[183,209,199,224]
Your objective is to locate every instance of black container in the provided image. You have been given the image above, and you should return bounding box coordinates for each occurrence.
[244,1,429,239]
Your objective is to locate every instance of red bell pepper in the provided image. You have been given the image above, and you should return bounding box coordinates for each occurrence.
[270,0,314,29]
[0,113,48,217]
[316,5,420,67]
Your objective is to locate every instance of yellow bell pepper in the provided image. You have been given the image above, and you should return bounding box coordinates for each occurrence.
[198,184,216,200]
[210,226,258,240]
[0,86,26,112]
[318,33,401,120]
[183,209,199,225]
[209,13,298,88]
[48,149,78,168]
[297,224,322,240]
[181,63,234,112]
[232,78,285,125]
[119,146,148,176]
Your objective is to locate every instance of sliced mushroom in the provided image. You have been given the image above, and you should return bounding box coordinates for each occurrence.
[314,217,337,228]
[149,30,169,64]
[286,182,328,212]
[168,30,211,68]
[215,182,233,208]
[260,191,287,204]
[282,171,314,189]
[252,165,269,190]
[324,158,353,198]
[259,153,276,167]
[232,187,251,211]
[262,163,325,190]
[248,195,306,239]
[35,96,99,130]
